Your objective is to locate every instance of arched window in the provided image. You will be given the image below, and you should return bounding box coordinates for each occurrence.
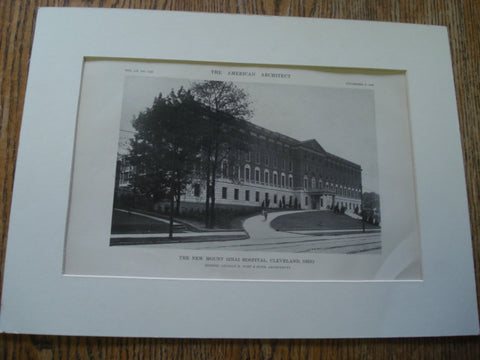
[311,177,316,189]
[273,171,278,187]
[244,164,251,182]
[281,173,286,187]
[288,174,293,188]
[264,170,270,185]
[304,176,309,189]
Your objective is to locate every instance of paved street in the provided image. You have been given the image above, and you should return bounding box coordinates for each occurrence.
[142,230,381,254]
[112,210,381,254]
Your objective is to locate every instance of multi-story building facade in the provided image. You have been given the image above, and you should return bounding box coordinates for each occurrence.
[182,122,363,212]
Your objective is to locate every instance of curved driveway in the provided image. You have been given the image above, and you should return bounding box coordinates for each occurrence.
[242,210,309,240]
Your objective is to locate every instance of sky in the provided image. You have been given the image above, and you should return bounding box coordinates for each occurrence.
[118,76,379,193]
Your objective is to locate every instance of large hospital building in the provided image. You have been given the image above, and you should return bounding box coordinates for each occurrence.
[180,121,363,212]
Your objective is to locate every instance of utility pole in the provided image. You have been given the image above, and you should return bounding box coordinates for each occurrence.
[360,171,365,233]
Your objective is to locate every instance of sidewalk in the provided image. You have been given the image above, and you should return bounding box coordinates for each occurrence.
[242,210,308,240]
[111,231,246,239]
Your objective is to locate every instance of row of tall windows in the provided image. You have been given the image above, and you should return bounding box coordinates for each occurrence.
[303,176,323,190]
[324,181,361,198]
[300,175,361,199]
[221,159,359,195]
[221,155,297,189]
[220,156,359,191]
[243,164,293,188]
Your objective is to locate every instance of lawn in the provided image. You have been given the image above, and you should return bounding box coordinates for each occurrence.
[111,210,179,234]
[270,211,380,231]
[111,208,254,234]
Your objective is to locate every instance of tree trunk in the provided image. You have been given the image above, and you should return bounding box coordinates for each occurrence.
[210,178,216,228]
[169,186,175,239]
[204,147,212,228]
[205,182,210,227]
[209,153,219,228]
[175,191,180,215]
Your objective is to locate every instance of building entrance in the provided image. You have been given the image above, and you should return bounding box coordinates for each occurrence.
[307,192,335,210]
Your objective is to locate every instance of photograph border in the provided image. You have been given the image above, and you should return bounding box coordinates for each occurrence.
[0,8,478,337]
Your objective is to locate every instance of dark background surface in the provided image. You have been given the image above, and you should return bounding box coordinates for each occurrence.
[1,1,479,358]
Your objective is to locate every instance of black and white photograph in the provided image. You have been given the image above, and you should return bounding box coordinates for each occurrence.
[111,74,381,254]
[63,59,420,280]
